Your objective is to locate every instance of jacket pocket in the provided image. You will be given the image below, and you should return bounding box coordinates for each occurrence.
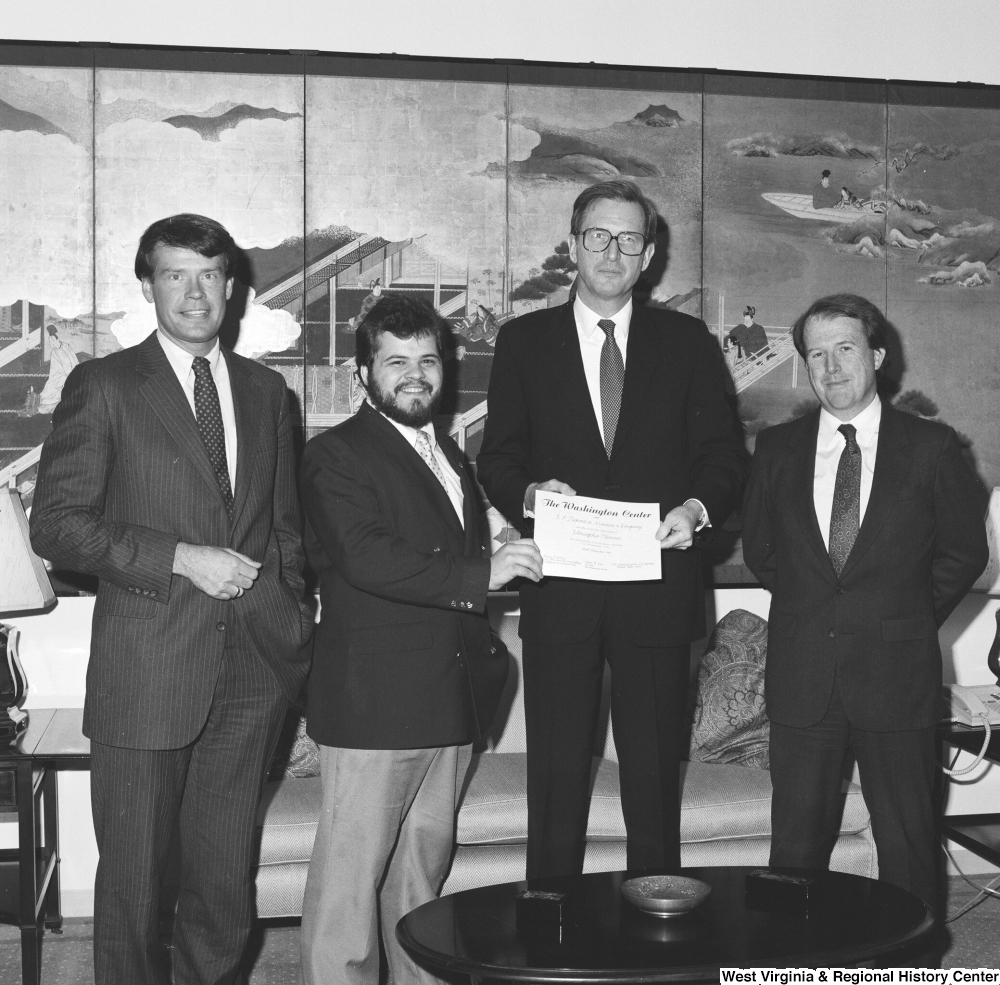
[350,622,433,655]
[94,591,158,620]
[881,615,935,642]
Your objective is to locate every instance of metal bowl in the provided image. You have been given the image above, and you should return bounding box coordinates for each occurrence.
[621,875,712,919]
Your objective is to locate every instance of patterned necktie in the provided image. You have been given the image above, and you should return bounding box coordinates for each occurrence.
[598,318,624,457]
[414,430,448,492]
[192,356,234,516]
[828,423,861,576]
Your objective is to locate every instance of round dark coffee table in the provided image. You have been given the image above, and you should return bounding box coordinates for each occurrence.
[397,867,935,983]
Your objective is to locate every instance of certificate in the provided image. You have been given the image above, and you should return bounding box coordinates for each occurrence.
[533,492,661,581]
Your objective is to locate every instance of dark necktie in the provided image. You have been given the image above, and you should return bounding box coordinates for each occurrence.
[828,423,861,576]
[192,356,234,516]
[598,318,624,457]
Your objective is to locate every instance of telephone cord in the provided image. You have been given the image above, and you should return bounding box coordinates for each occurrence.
[942,713,992,776]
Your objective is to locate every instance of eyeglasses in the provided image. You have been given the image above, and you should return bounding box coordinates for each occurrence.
[579,227,647,256]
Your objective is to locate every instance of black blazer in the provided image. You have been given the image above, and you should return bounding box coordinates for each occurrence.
[742,402,988,732]
[300,403,504,750]
[477,301,747,647]
[30,332,312,749]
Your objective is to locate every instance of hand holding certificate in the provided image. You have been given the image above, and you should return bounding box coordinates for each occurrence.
[533,491,661,581]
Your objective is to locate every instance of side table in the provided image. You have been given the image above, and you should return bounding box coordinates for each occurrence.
[940,722,1000,868]
[0,708,90,985]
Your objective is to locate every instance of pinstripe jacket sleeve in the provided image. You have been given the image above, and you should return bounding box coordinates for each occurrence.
[31,358,179,600]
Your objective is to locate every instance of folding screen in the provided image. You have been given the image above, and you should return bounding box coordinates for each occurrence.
[1,44,996,575]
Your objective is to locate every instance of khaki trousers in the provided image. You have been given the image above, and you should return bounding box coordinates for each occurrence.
[300,742,473,985]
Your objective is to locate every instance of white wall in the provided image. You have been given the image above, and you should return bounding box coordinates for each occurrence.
[4,0,1000,88]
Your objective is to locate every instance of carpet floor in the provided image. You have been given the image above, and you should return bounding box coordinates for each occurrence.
[0,877,996,984]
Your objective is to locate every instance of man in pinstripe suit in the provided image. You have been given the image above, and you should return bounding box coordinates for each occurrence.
[30,214,313,985]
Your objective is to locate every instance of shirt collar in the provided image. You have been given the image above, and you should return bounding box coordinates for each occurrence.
[574,295,633,341]
[156,330,222,377]
[819,393,882,441]
[367,399,437,449]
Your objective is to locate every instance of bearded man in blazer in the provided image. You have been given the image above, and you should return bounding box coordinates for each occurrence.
[477,180,746,878]
[742,293,988,910]
[30,214,313,985]
[298,295,541,985]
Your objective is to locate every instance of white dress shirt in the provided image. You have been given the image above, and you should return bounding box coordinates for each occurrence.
[813,394,881,550]
[571,296,707,528]
[156,331,237,489]
[374,403,465,529]
[574,295,631,442]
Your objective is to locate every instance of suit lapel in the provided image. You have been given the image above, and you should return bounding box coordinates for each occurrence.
[359,405,465,545]
[840,402,912,578]
[548,304,607,462]
[225,350,263,526]
[437,430,480,556]
[136,334,230,514]
[611,304,658,460]
[787,410,832,570]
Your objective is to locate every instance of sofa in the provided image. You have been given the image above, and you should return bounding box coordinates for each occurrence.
[253,599,877,919]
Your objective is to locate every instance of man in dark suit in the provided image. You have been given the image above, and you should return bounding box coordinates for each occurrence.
[477,180,746,878]
[742,293,988,910]
[298,295,541,985]
[30,214,313,984]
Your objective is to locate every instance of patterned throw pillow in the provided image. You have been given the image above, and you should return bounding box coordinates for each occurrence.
[688,608,770,769]
[268,704,321,779]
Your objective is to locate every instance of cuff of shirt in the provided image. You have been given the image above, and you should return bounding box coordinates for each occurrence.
[684,498,710,530]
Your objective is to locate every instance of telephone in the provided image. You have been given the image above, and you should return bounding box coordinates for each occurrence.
[941,684,1000,775]
[945,684,1000,727]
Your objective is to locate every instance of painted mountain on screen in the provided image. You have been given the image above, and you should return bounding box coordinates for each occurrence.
[163,103,302,140]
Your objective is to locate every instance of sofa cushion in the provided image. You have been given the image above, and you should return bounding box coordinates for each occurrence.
[455,754,871,848]
[457,752,626,845]
[680,761,871,841]
[257,775,322,864]
[689,608,770,769]
[268,705,320,780]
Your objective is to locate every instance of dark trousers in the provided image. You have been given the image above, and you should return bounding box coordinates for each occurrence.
[90,624,287,985]
[769,683,939,912]
[522,592,690,878]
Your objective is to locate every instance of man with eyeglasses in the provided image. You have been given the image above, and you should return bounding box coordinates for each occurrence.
[478,180,746,879]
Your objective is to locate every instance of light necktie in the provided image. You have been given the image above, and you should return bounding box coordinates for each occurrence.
[828,423,861,576]
[192,356,234,516]
[414,430,448,492]
[598,318,624,457]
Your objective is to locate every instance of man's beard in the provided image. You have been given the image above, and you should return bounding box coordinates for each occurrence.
[368,376,442,428]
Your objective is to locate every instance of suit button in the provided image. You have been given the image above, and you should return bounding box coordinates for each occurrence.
[451,601,456,607]
[828,630,836,638]
[150,591,157,597]
[217,622,226,632]
[836,586,846,595]
[433,546,441,553]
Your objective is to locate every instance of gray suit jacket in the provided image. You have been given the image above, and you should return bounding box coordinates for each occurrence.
[31,332,312,749]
